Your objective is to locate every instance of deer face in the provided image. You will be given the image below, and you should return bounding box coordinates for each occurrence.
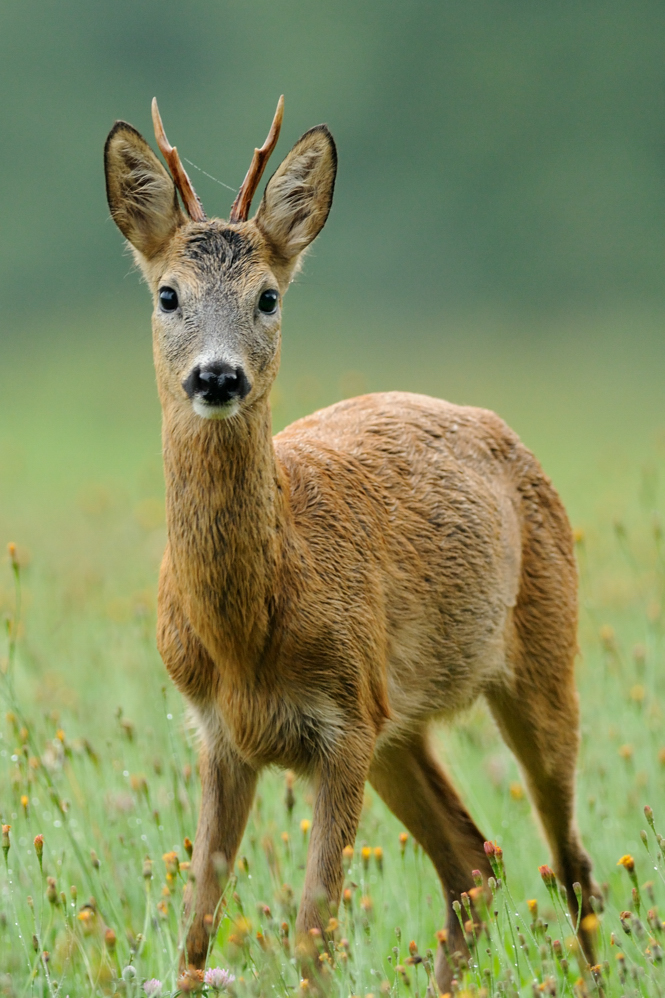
[104,105,336,421]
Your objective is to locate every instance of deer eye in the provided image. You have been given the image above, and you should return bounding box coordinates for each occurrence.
[258,289,279,314]
[158,286,179,312]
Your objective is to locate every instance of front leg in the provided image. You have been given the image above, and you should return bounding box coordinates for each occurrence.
[296,729,374,957]
[183,743,258,968]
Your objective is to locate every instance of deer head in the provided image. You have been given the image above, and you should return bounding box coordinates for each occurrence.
[104,98,337,421]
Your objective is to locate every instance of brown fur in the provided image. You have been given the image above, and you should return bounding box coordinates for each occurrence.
[104,108,598,990]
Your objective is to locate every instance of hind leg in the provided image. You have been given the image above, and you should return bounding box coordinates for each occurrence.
[486,668,600,967]
[369,731,492,992]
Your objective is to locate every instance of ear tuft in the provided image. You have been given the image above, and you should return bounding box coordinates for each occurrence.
[104,121,184,258]
[255,125,337,263]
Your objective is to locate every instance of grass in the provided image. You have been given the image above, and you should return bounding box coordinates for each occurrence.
[2,304,665,996]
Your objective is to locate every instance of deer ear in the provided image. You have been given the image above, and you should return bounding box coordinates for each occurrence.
[255,125,337,262]
[104,121,185,259]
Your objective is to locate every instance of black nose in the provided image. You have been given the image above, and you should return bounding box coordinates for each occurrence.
[182,363,251,406]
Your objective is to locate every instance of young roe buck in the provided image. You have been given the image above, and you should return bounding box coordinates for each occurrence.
[104,97,599,988]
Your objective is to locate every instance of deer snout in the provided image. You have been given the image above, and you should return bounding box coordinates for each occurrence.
[183,362,251,412]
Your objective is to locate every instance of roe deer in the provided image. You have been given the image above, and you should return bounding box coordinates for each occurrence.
[104,97,599,990]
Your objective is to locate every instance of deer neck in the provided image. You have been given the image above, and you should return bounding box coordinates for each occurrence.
[161,398,286,671]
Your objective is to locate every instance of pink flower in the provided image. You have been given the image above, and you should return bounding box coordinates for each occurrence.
[143,980,162,997]
[204,967,235,990]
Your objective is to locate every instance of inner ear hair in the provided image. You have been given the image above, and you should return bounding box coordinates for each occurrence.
[104,121,185,259]
[255,124,337,264]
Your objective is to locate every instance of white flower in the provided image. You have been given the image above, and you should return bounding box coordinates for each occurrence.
[204,967,235,989]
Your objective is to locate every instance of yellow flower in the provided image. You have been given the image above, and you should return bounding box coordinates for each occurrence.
[617,854,635,873]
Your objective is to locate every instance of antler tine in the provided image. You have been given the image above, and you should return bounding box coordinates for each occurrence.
[151,98,206,223]
[229,95,284,224]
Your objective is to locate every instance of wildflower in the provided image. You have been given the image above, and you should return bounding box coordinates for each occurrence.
[20,795,29,816]
[105,928,116,951]
[46,877,58,905]
[581,914,600,933]
[162,851,179,878]
[484,840,504,878]
[143,980,162,997]
[342,844,354,866]
[645,805,655,831]
[399,832,408,855]
[573,528,585,545]
[509,782,524,800]
[178,969,204,992]
[204,967,235,990]
[374,846,383,872]
[617,854,635,874]
[285,771,295,815]
[31,834,44,872]
[527,899,538,919]
[343,888,353,909]
[599,625,616,652]
[184,836,193,858]
[90,849,100,870]
[142,856,153,880]
[1,825,10,863]
[361,846,371,870]
[472,869,483,887]
[618,744,633,762]
[539,865,557,890]
[630,685,645,703]
[300,818,311,837]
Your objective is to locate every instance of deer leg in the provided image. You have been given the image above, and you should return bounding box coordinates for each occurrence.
[295,729,374,978]
[182,744,258,969]
[369,731,492,993]
[486,673,600,969]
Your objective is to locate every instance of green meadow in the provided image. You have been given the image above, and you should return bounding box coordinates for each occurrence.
[1,298,665,996]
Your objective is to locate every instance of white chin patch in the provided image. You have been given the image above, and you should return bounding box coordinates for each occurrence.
[192,398,241,421]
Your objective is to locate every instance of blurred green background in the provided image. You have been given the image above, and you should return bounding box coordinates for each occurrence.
[1,0,665,642]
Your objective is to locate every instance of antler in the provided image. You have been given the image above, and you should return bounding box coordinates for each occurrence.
[229,95,284,223]
[151,98,206,223]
